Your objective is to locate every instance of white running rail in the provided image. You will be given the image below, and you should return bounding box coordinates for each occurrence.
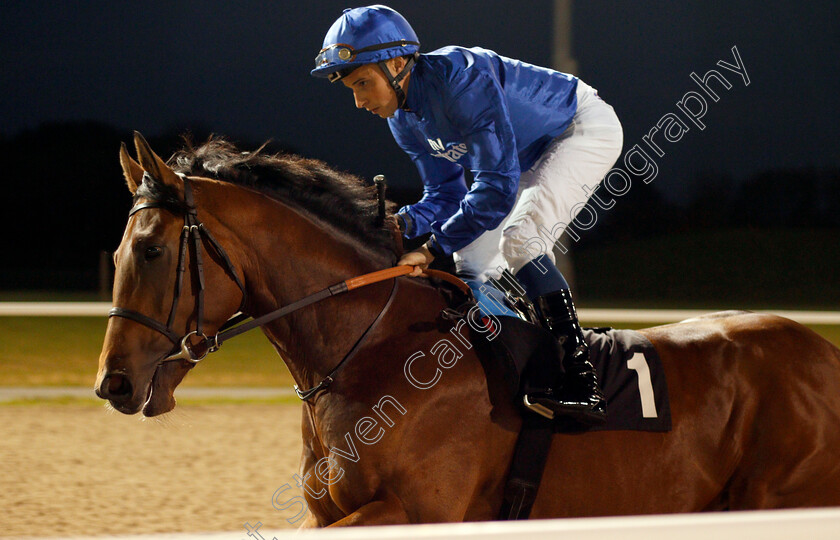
[29,507,840,540]
[2,303,840,325]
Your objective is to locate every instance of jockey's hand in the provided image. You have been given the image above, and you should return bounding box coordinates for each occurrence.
[398,244,434,277]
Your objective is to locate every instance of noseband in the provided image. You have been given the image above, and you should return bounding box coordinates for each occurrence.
[108,172,248,363]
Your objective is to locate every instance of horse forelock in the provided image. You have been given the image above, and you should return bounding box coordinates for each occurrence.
[166,137,398,260]
[133,175,186,214]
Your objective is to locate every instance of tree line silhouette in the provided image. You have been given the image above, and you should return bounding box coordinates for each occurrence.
[2,121,837,301]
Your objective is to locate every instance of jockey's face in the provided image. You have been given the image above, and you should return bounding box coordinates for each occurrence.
[341,57,408,119]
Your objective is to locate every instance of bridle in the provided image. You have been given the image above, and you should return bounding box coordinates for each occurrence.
[108,172,247,364]
[107,172,464,400]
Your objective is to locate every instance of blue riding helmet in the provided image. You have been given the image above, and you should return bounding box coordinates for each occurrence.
[311,5,420,106]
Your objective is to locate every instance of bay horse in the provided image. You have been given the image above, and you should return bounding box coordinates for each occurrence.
[96,132,840,526]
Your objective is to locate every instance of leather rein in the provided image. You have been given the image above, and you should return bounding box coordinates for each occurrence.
[108,172,464,400]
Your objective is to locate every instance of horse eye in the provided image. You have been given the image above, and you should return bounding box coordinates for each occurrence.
[144,246,162,260]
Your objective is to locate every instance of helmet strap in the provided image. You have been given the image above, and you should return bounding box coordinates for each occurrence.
[377,53,418,109]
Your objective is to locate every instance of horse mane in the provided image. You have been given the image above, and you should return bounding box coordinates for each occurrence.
[161,137,399,261]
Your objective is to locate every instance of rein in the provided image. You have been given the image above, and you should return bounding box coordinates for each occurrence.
[108,172,468,400]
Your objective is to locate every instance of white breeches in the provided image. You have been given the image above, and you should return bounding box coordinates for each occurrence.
[453,80,624,283]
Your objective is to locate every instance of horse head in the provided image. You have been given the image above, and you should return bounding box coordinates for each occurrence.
[95,132,245,416]
[96,132,410,417]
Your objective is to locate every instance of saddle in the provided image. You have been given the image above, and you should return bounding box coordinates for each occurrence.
[426,274,671,520]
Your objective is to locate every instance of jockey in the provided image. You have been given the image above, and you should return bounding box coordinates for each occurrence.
[311,5,622,425]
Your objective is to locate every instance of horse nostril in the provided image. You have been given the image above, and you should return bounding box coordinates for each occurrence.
[102,374,133,399]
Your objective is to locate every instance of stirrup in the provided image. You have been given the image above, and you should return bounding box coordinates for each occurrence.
[523,391,607,424]
[523,393,556,420]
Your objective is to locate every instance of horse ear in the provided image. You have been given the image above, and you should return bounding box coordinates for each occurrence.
[132,131,183,194]
[119,142,144,194]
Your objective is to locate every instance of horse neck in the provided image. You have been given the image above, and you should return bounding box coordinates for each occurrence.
[199,180,395,389]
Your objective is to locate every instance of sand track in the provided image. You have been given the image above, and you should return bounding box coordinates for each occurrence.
[0,404,303,537]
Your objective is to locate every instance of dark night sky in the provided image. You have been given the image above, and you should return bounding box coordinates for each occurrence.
[2,0,838,203]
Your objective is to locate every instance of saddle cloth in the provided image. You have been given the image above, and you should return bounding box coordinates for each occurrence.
[583,327,671,432]
[473,315,671,432]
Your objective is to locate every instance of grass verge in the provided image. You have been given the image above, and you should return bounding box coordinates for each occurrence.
[0,316,292,387]
[2,315,839,388]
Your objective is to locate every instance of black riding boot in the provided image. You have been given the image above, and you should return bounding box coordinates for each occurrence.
[523,290,606,425]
